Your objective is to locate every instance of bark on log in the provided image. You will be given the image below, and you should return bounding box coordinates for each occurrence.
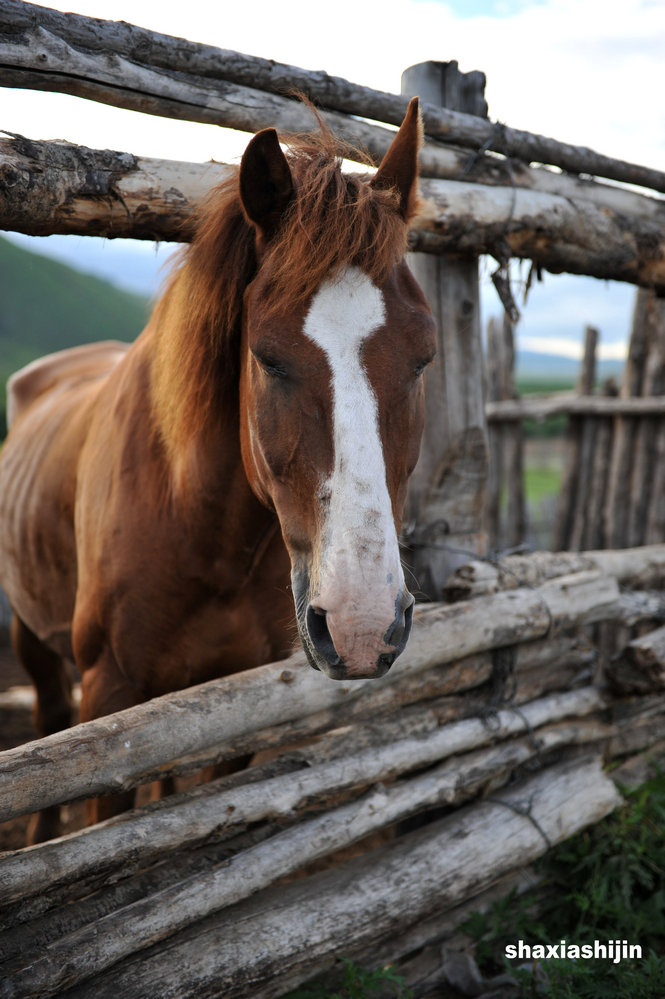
[3,0,665,194]
[4,133,665,292]
[19,758,618,999]
[0,573,620,823]
[0,688,605,912]
[608,624,665,694]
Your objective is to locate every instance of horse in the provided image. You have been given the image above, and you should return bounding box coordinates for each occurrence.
[0,98,436,842]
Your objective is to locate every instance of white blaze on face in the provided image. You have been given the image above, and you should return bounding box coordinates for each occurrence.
[303,265,405,665]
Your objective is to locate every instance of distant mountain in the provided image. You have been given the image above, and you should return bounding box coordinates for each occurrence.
[516,349,624,387]
[0,235,150,434]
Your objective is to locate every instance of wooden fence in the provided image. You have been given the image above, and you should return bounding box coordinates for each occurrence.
[487,289,665,554]
[2,3,665,995]
[2,546,665,996]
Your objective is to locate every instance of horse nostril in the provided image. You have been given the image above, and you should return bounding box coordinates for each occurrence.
[377,651,397,671]
[384,595,414,652]
[306,604,341,666]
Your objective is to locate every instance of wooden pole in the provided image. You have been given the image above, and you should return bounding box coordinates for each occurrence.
[486,316,504,549]
[605,291,651,547]
[401,61,489,598]
[553,326,597,550]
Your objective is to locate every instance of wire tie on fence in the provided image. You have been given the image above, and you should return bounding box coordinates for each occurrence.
[485,792,553,851]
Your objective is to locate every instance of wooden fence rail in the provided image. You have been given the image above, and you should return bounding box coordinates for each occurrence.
[3,546,665,995]
[3,133,665,292]
[4,0,665,194]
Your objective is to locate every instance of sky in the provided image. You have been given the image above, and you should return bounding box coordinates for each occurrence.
[3,0,665,362]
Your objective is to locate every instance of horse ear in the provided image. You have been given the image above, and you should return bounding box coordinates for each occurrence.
[240,128,295,240]
[371,96,422,221]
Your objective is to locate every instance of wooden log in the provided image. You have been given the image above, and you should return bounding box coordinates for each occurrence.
[485,317,505,549]
[0,638,596,937]
[2,721,613,981]
[0,571,620,823]
[553,326,597,551]
[401,61,489,597]
[4,134,665,294]
[0,687,606,912]
[0,134,229,240]
[487,393,665,421]
[578,377,618,550]
[626,292,665,547]
[442,544,665,600]
[28,758,619,999]
[608,624,665,694]
[605,292,651,548]
[501,315,526,549]
[4,1,665,195]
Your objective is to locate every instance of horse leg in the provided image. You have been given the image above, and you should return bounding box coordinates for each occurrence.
[11,615,73,844]
[78,650,142,825]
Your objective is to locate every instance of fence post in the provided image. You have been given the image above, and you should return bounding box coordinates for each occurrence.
[401,61,489,600]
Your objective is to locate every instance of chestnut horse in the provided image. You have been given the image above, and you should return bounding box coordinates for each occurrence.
[0,99,435,841]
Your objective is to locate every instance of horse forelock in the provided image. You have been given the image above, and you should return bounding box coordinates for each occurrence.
[151,131,412,480]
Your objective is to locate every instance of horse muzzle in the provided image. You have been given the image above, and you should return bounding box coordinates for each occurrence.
[297,580,415,680]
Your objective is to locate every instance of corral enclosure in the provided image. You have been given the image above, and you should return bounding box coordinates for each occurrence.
[2,3,665,996]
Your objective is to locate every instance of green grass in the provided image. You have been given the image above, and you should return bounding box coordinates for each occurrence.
[284,958,412,998]
[462,772,665,997]
[524,465,562,505]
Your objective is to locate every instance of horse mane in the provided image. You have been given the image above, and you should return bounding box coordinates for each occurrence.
[151,122,413,474]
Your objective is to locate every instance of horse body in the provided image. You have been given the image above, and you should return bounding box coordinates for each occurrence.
[0,99,436,839]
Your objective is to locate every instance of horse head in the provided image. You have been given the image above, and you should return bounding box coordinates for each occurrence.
[238,99,436,680]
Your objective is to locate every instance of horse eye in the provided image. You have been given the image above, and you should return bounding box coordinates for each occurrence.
[414,358,432,378]
[254,352,288,379]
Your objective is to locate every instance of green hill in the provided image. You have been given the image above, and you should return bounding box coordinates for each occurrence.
[0,235,151,435]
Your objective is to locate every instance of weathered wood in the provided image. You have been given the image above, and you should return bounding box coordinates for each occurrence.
[442,544,665,600]
[557,326,598,551]
[605,292,652,548]
[485,317,504,549]
[626,293,665,547]
[578,377,618,550]
[486,314,526,550]
[4,134,665,293]
[0,572,620,823]
[32,759,619,999]
[401,62,489,597]
[3,727,616,990]
[0,134,229,240]
[487,393,665,420]
[4,0,665,195]
[0,687,605,912]
[501,316,526,548]
[608,624,665,694]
